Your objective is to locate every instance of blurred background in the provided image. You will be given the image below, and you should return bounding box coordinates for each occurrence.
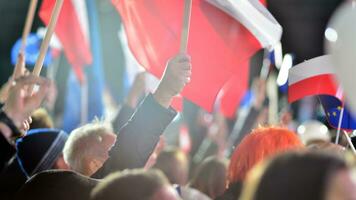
[0,0,349,166]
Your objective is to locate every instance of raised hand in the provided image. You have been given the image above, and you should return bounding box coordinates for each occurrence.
[153,54,192,108]
[2,75,50,129]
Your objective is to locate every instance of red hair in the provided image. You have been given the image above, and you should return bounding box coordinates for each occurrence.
[228,126,303,183]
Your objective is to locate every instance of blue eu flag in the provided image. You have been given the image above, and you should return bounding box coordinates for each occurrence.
[319,95,356,130]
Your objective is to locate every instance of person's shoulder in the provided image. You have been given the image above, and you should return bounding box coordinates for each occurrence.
[29,170,99,186]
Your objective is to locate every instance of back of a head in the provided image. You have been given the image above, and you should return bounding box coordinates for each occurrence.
[30,108,54,129]
[91,169,172,200]
[16,129,68,177]
[15,170,99,200]
[297,120,330,145]
[228,126,303,183]
[190,156,228,198]
[241,151,348,200]
[153,147,189,185]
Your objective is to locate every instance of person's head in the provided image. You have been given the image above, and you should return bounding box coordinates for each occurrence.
[63,121,117,176]
[190,156,229,198]
[29,108,54,129]
[16,128,68,177]
[91,169,181,200]
[15,170,99,200]
[152,147,189,185]
[228,126,303,184]
[240,151,356,200]
[297,120,330,145]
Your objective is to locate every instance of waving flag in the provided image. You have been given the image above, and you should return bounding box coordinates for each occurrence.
[206,0,282,49]
[39,0,92,83]
[111,0,275,112]
[319,96,356,130]
[288,55,356,130]
[288,55,341,103]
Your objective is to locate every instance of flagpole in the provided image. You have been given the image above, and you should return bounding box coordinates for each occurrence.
[180,0,192,53]
[260,49,271,80]
[21,0,38,53]
[343,131,356,155]
[267,73,278,124]
[13,0,39,79]
[81,76,88,125]
[335,106,345,144]
[32,0,64,77]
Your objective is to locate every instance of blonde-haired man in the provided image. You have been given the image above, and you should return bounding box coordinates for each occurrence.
[63,122,117,176]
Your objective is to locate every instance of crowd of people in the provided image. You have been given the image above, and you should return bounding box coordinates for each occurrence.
[1,53,356,200]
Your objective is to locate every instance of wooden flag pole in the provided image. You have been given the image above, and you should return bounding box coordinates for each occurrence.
[32,0,64,76]
[260,49,271,80]
[21,0,38,53]
[343,131,356,155]
[335,106,345,144]
[13,0,38,79]
[180,0,192,53]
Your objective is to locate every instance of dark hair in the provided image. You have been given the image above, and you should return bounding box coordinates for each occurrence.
[246,151,348,200]
[30,108,54,129]
[190,156,228,198]
[153,147,188,185]
[91,169,169,200]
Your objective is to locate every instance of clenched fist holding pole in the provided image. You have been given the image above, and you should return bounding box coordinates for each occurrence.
[153,54,192,108]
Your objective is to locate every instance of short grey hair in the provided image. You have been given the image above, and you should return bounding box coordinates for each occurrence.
[63,121,114,174]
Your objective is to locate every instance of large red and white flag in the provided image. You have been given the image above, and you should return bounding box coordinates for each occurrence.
[39,0,92,83]
[288,55,342,103]
[112,0,277,112]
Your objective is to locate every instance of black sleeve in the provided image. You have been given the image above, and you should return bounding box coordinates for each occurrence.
[92,94,177,178]
[112,105,135,133]
[0,132,16,172]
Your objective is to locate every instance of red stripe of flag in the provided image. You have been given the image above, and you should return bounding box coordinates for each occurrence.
[288,74,338,103]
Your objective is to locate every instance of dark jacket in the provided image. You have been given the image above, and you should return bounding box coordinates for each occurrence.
[112,104,135,133]
[14,170,99,200]
[93,94,176,178]
[0,127,16,172]
[0,158,27,200]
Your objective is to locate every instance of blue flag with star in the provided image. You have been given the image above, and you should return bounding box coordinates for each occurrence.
[319,95,356,130]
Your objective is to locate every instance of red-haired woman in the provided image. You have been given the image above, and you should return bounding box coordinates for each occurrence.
[216,126,303,200]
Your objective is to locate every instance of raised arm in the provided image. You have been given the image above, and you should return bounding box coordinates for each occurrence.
[93,54,192,178]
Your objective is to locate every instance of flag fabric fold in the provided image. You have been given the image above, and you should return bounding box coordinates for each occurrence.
[206,0,282,49]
